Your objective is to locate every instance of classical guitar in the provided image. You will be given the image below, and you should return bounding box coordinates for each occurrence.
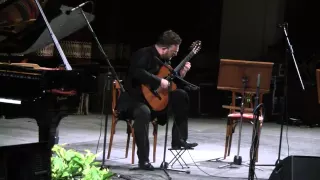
[141,40,202,111]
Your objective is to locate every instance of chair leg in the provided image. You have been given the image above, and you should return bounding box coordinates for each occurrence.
[131,129,136,164]
[125,133,130,158]
[107,119,117,159]
[125,123,131,158]
[224,118,232,159]
[153,124,158,163]
[228,125,234,156]
[153,134,157,163]
[228,121,235,156]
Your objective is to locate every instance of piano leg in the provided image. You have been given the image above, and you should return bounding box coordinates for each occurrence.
[35,112,63,149]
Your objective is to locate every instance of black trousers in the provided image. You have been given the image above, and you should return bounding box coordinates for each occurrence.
[131,89,189,164]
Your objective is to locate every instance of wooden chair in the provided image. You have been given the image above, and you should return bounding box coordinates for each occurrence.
[222,90,264,161]
[107,80,158,164]
[216,59,273,162]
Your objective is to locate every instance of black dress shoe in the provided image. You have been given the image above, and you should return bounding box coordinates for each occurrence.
[138,162,154,171]
[172,140,198,149]
[181,140,198,148]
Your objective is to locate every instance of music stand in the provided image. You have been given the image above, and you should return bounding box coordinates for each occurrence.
[216,59,273,168]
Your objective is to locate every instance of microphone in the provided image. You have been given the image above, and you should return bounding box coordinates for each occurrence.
[66,1,91,14]
[277,22,288,28]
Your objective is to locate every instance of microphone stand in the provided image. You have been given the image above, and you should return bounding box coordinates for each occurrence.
[275,22,305,166]
[77,8,125,170]
[248,74,262,180]
[218,76,248,169]
[152,57,199,180]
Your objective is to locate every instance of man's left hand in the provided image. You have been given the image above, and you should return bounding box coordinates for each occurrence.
[180,62,191,77]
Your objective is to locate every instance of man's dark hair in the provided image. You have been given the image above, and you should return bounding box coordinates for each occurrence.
[156,30,182,48]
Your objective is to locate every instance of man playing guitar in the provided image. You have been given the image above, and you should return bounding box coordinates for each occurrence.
[124,30,198,170]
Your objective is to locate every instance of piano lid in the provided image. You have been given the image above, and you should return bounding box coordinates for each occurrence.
[0,0,94,55]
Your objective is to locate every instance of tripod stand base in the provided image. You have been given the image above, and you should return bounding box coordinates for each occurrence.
[218,159,264,171]
[156,162,191,177]
[161,161,169,169]
[154,167,190,174]
[234,155,242,165]
[162,168,190,174]
[218,162,248,169]
[206,156,224,162]
[129,161,190,180]
[218,155,242,168]
[217,156,245,169]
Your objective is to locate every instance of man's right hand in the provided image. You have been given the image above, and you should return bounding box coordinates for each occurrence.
[160,79,170,89]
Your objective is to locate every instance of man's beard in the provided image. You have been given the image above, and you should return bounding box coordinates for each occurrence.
[161,54,172,60]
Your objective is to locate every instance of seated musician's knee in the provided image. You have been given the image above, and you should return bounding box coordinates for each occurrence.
[172,89,189,104]
[175,89,188,96]
[133,104,151,123]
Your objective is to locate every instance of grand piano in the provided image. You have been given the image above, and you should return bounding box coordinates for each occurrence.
[0,0,99,148]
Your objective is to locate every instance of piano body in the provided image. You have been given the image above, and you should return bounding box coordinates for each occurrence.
[0,0,99,148]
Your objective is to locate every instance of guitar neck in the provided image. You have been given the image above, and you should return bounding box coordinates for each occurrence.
[174,51,195,72]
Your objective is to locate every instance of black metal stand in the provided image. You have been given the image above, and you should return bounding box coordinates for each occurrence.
[218,77,248,169]
[248,74,262,180]
[206,157,224,163]
[274,22,305,166]
[152,73,194,179]
[101,72,112,169]
[76,7,125,169]
[218,76,264,172]
[248,102,263,179]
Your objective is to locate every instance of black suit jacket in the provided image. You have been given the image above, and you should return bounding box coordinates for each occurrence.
[124,45,163,103]
[120,45,185,124]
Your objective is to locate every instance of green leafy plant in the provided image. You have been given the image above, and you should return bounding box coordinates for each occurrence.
[51,144,114,180]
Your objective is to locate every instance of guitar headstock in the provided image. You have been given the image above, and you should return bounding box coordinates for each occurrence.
[189,40,202,54]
